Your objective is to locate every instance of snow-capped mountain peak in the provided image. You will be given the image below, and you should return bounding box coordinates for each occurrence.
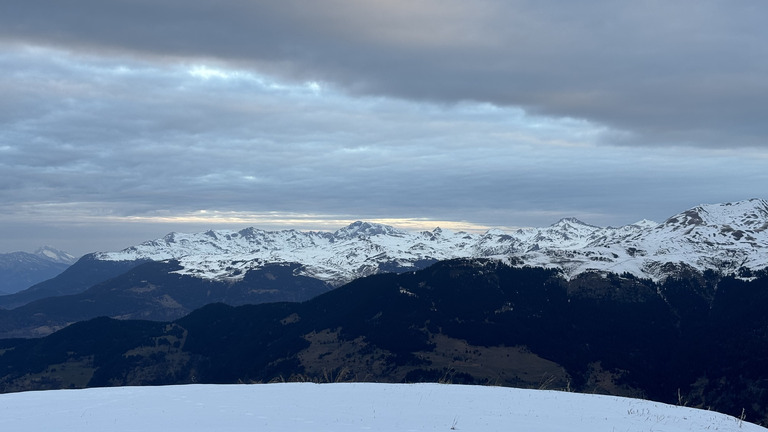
[552,217,595,228]
[95,199,768,284]
[333,221,407,239]
[34,246,78,265]
[660,198,768,230]
[630,219,658,229]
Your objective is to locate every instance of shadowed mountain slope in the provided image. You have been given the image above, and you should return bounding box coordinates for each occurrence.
[1,259,767,424]
[0,254,147,310]
[0,247,77,295]
[0,260,331,338]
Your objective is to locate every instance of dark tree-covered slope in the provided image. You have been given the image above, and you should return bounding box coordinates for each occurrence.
[0,260,331,338]
[1,259,766,424]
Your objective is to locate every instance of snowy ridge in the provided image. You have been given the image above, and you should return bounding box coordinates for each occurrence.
[34,246,78,265]
[95,199,768,284]
[0,383,763,432]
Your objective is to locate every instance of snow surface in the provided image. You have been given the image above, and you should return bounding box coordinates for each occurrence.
[95,199,768,283]
[0,383,763,432]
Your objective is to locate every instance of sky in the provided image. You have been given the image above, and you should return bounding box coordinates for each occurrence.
[1,0,768,256]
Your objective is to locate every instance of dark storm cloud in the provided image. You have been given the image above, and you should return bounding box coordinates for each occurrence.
[1,0,766,148]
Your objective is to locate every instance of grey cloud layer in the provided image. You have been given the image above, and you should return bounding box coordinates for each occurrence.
[2,49,765,229]
[1,2,767,255]
[2,0,767,148]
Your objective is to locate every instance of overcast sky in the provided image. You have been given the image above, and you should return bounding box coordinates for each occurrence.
[2,0,767,256]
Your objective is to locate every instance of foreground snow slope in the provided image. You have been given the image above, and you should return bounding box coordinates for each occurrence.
[0,383,764,432]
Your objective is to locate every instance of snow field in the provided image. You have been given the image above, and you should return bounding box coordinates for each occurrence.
[0,383,764,432]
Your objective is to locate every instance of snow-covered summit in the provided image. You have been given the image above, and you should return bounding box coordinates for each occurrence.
[95,199,768,284]
[34,246,78,265]
[664,198,768,229]
[630,219,659,229]
[332,221,406,239]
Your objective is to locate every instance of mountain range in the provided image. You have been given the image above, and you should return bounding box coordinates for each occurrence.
[1,198,767,338]
[94,198,768,284]
[0,247,78,295]
[1,199,768,424]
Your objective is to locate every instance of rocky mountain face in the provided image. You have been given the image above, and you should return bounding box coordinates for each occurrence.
[95,199,768,284]
[0,247,77,295]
